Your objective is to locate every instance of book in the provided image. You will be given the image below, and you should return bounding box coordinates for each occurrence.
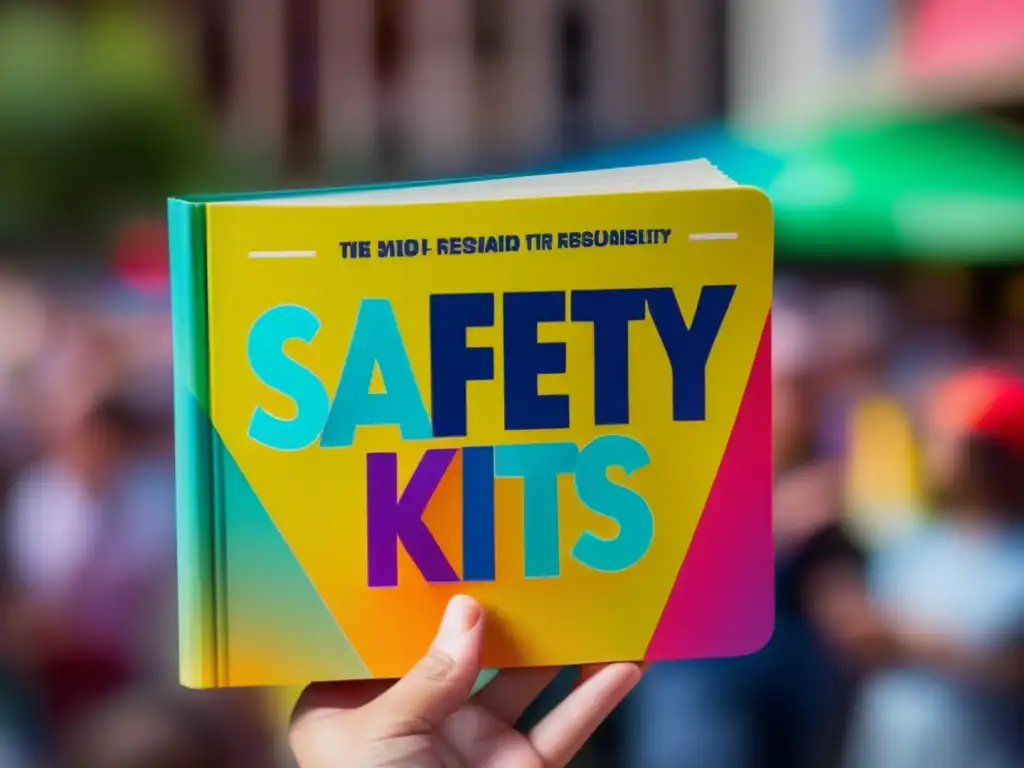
[169,160,774,689]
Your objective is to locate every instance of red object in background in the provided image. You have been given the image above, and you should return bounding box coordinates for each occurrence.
[906,0,1024,79]
[112,219,170,294]
[930,366,1024,456]
[37,645,132,732]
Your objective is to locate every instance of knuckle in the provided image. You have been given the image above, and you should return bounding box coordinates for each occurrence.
[389,712,435,740]
[416,646,457,683]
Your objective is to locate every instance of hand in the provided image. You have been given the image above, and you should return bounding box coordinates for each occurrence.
[290,595,643,767]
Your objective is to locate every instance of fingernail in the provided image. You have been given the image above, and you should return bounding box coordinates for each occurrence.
[437,595,481,646]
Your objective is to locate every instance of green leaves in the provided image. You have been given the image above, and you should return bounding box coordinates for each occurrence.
[0,5,208,247]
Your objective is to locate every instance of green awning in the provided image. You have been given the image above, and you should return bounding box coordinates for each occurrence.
[766,114,1024,262]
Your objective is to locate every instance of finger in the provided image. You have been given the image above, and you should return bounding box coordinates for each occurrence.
[290,679,398,765]
[470,666,561,725]
[528,662,643,768]
[291,679,396,727]
[370,595,484,730]
[574,660,648,689]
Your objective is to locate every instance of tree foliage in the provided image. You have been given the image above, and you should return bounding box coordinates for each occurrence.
[0,5,208,246]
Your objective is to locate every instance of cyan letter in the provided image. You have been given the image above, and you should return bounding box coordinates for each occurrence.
[495,442,578,578]
[321,298,432,448]
[571,435,653,572]
[247,305,330,451]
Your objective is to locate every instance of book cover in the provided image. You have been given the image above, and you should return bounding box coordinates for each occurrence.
[169,162,774,688]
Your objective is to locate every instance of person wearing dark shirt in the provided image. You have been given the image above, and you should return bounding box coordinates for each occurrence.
[837,367,1024,768]
[623,303,866,768]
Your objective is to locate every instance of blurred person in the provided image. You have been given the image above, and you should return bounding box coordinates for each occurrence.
[815,283,926,548]
[3,389,176,728]
[832,366,1024,768]
[0,271,49,499]
[762,302,865,768]
[622,300,864,768]
[290,595,642,767]
[0,549,49,766]
[814,284,894,459]
[0,591,47,768]
[843,397,924,547]
[890,266,976,401]
[27,309,124,443]
[773,301,822,477]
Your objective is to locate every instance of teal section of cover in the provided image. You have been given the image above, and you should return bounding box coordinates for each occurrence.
[169,199,216,687]
[472,668,499,694]
[209,414,371,683]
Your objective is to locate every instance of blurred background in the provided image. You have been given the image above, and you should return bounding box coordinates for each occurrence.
[1,0,1024,766]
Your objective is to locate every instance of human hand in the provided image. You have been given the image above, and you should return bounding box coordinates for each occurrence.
[290,595,643,767]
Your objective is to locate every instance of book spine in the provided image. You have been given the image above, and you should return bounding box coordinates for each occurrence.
[168,198,218,687]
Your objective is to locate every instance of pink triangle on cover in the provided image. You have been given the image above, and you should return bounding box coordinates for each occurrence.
[645,315,774,660]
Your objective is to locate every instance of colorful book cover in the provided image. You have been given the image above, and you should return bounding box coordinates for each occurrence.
[169,161,774,689]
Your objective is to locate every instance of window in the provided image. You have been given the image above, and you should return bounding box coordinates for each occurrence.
[285,0,319,169]
[199,0,229,115]
[473,0,505,62]
[559,5,591,148]
[375,0,403,86]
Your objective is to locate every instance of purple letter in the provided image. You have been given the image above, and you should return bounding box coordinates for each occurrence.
[367,449,460,587]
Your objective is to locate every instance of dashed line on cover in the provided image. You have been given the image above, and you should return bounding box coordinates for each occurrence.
[248,250,317,259]
[688,233,738,241]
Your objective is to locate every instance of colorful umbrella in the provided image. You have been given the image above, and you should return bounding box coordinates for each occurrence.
[765,114,1024,261]
[561,114,1024,263]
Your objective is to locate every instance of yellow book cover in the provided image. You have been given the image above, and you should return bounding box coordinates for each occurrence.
[168,160,774,689]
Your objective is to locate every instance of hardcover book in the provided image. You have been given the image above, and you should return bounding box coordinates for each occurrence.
[168,160,774,688]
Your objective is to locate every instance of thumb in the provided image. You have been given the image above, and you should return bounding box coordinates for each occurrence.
[370,595,484,730]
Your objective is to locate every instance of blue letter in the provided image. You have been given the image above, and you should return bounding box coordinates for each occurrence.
[647,285,735,422]
[321,298,432,448]
[430,293,495,438]
[571,435,653,572]
[495,442,578,578]
[462,446,495,581]
[571,289,647,426]
[247,305,330,451]
[504,291,569,431]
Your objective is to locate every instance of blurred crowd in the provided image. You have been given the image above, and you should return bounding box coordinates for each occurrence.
[623,266,1024,768]
[0,265,283,767]
[1,258,1022,767]
[2,1,1024,765]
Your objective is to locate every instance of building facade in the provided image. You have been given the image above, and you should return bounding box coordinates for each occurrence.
[728,0,902,128]
[167,0,726,176]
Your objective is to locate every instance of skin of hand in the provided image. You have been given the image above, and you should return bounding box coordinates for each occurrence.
[289,595,644,767]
